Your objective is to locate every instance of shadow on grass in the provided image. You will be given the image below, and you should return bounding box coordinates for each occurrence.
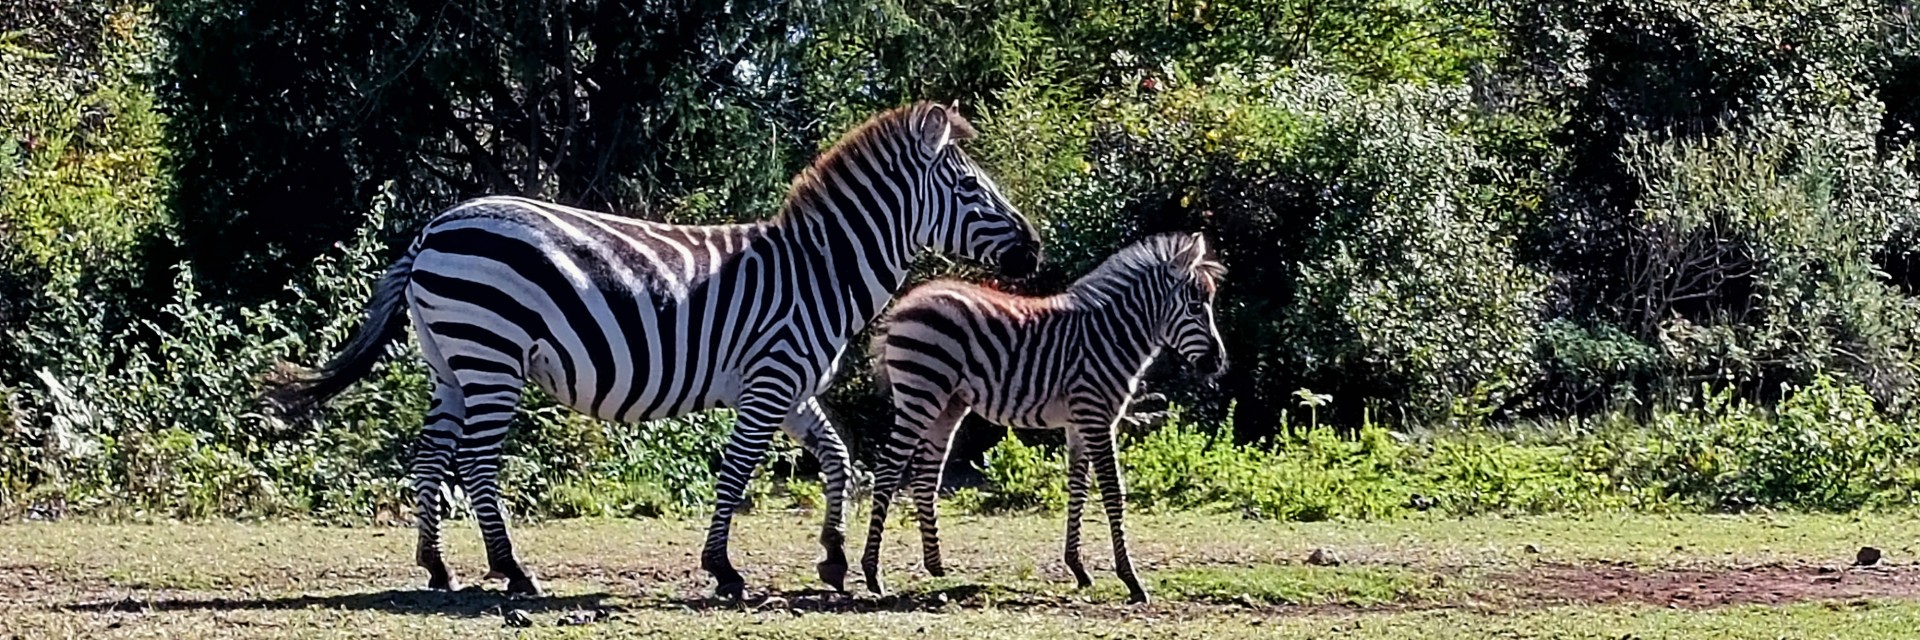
[56,583,1015,619]
[63,588,617,618]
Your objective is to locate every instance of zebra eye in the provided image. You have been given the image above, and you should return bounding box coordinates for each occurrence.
[959,175,981,190]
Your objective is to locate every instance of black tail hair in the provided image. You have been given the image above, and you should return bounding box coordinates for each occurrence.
[262,256,413,416]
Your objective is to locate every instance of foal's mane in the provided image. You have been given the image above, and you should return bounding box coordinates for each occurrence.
[1066,233,1226,305]
[773,102,978,225]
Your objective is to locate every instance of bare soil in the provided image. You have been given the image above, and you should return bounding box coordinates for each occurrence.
[1492,561,1920,610]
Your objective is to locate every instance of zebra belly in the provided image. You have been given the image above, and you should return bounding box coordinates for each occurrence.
[524,335,740,424]
[964,378,1067,429]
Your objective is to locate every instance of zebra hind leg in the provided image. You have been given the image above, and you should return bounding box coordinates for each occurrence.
[1062,429,1094,589]
[454,382,541,598]
[781,399,854,592]
[413,383,463,591]
[908,411,963,578]
[859,404,934,595]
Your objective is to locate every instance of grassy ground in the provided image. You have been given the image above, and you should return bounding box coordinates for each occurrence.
[5,509,1920,638]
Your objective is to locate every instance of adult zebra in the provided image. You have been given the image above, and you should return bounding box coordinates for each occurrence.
[265,102,1042,599]
[861,233,1226,604]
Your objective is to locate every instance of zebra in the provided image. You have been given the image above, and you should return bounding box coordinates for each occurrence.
[860,232,1227,604]
[264,102,1042,599]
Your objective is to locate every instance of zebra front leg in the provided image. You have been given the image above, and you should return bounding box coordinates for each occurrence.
[1084,421,1148,604]
[781,398,853,591]
[1062,428,1094,589]
[702,394,787,600]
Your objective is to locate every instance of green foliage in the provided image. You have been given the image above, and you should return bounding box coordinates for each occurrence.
[973,403,1628,521]
[13,0,1920,523]
[1606,373,1920,511]
[980,67,1547,427]
[152,0,825,302]
[972,374,1920,521]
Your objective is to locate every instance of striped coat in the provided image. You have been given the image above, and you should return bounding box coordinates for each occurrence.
[861,233,1226,603]
[267,102,1041,599]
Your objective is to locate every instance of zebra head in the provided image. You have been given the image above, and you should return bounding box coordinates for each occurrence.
[910,102,1043,279]
[1164,233,1229,380]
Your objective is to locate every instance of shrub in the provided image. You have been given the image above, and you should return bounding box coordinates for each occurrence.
[978,66,1548,430]
[1607,373,1920,511]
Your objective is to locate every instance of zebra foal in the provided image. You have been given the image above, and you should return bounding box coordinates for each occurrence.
[265,102,1041,599]
[861,232,1228,604]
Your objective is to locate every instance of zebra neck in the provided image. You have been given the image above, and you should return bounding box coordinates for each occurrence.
[772,205,914,339]
[1071,292,1167,377]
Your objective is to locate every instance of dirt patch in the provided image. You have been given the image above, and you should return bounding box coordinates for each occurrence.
[1495,562,1920,610]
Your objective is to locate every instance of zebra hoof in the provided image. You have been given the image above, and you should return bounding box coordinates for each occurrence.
[864,574,886,596]
[817,560,849,592]
[426,575,458,592]
[1126,591,1150,605]
[506,577,543,599]
[925,565,946,578]
[1066,560,1092,588]
[713,580,747,602]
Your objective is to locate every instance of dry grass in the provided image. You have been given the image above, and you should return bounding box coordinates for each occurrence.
[5,510,1920,638]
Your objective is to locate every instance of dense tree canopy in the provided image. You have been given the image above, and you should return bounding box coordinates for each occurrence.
[7,0,1920,518]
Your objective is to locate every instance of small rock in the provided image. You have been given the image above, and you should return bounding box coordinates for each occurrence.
[556,609,609,626]
[503,608,534,628]
[757,596,789,612]
[1856,546,1883,567]
[1234,593,1258,608]
[1522,544,1541,555]
[1306,548,1342,566]
[933,592,949,606]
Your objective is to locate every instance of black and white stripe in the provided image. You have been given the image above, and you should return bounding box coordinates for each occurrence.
[266,102,1041,599]
[860,233,1226,604]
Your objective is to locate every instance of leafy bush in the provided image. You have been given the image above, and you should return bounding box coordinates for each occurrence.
[971,374,1920,521]
[979,66,1548,429]
[1606,373,1920,511]
[973,403,1629,521]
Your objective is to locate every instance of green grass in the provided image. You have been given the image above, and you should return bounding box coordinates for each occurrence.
[4,511,1920,638]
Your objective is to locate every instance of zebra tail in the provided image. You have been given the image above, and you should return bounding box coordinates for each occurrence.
[262,254,414,417]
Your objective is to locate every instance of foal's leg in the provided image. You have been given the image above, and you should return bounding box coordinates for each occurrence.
[908,410,965,577]
[1062,427,1095,589]
[1082,417,1148,604]
[861,399,961,594]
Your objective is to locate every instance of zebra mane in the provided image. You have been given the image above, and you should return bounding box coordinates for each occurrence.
[774,101,978,225]
[1066,233,1225,304]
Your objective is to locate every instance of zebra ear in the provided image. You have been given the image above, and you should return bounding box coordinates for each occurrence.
[918,103,954,151]
[1189,233,1209,264]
